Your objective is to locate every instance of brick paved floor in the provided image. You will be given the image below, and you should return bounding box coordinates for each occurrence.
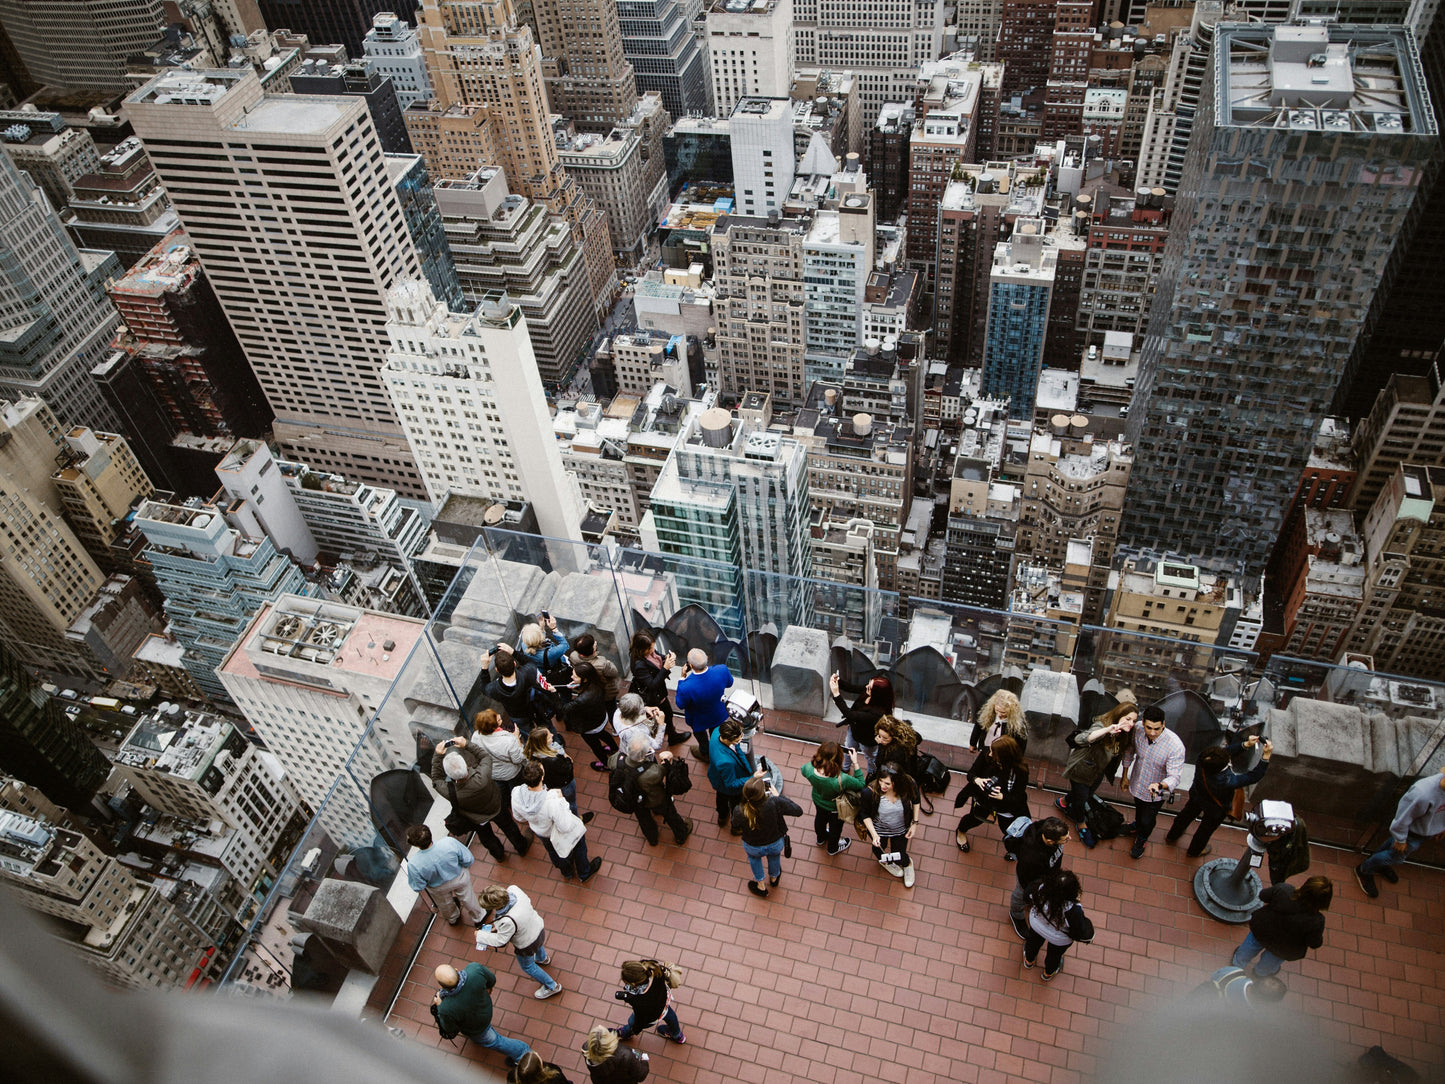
[384,731,1444,1083]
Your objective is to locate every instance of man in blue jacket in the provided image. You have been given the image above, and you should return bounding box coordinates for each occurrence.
[707,719,761,828]
[675,648,732,764]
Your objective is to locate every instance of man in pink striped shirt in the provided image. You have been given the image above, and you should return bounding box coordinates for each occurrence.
[1120,705,1185,859]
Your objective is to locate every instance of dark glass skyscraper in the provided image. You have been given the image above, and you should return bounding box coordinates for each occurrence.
[0,642,111,812]
[1123,23,1438,574]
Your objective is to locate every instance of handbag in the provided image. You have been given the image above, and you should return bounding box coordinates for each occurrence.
[834,787,860,825]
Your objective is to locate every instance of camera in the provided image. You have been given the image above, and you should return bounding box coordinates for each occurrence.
[614,990,627,1001]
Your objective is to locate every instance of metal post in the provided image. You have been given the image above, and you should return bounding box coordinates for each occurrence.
[1194,832,1266,924]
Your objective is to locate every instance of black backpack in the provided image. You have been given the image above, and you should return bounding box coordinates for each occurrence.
[608,760,645,813]
[915,754,950,794]
[664,756,692,796]
[1083,794,1126,841]
[430,1002,458,1040]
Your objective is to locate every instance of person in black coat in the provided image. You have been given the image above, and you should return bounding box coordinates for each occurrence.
[628,632,689,747]
[559,661,617,770]
[1165,736,1272,857]
[582,1024,649,1083]
[954,736,1029,852]
[1232,876,1331,976]
[828,671,894,769]
[730,776,804,897]
[1007,817,1070,941]
[612,960,684,1042]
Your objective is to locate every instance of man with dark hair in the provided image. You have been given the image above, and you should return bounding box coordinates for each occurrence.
[1120,705,1185,859]
[404,824,484,925]
[676,647,733,764]
[1007,816,1069,941]
[569,633,621,717]
[1165,736,1272,857]
[483,649,555,737]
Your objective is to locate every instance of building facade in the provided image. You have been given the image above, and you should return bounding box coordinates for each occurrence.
[1123,24,1438,575]
[127,69,430,498]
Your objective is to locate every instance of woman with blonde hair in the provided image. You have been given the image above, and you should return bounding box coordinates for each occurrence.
[971,689,1029,756]
[582,1024,649,1083]
[518,616,570,674]
[731,775,804,897]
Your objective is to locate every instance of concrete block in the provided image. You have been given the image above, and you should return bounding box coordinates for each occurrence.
[770,626,830,717]
[295,879,402,975]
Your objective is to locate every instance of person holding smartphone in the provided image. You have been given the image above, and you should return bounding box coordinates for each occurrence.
[731,775,803,897]
[1165,735,1273,857]
[1119,705,1184,860]
[801,741,866,855]
[858,766,921,889]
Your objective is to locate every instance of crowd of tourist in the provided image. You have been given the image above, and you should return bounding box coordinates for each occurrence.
[405,618,1445,1079]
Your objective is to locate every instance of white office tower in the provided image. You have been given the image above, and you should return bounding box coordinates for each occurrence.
[792,0,947,124]
[382,281,585,542]
[362,13,435,109]
[218,595,427,847]
[115,707,305,925]
[730,97,796,218]
[215,439,430,616]
[803,180,875,386]
[707,0,795,116]
[214,439,320,566]
[0,0,167,94]
[0,153,121,430]
[126,70,429,499]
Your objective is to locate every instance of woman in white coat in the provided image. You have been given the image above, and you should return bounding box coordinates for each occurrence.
[511,760,603,883]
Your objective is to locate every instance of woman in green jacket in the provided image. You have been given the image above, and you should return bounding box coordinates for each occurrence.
[801,741,866,856]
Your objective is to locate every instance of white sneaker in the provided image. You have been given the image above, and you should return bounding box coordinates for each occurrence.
[534,984,563,1000]
[883,861,904,878]
[902,864,915,889]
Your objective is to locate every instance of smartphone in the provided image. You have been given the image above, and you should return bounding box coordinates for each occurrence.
[540,610,550,622]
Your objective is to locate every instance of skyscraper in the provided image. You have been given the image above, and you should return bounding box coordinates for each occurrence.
[706,0,794,116]
[0,151,121,430]
[618,0,711,118]
[0,399,111,679]
[648,406,812,634]
[362,12,435,108]
[791,0,946,124]
[0,642,111,812]
[382,280,585,541]
[979,219,1058,420]
[530,0,639,129]
[0,0,166,94]
[255,0,421,58]
[126,69,429,498]
[1123,23,1438,574]
[135,497,311,702]
[416,0,618,313]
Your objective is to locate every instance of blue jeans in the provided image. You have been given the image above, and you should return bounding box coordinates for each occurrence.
[1359,833,1424,875]
[515,929,558,991]
[468,1025,530,1063]
[618,1004,682,1040]
[743,837,785,881]
[1232,930,1284,976]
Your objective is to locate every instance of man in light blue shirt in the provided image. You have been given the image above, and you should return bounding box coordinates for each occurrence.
[1357,767,1445,899]
[405,824,484,925]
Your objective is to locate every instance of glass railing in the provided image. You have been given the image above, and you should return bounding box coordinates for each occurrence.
[219,525,1445,1000]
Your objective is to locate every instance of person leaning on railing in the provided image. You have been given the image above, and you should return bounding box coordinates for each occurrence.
[1164,736,1272,859]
